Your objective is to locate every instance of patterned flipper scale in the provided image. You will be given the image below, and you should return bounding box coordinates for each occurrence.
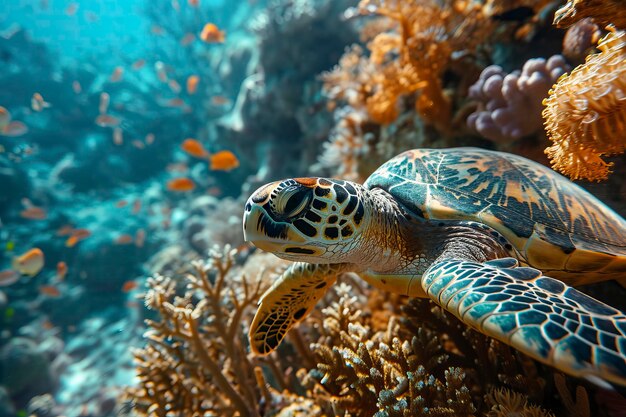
[422,257,626,386]
[249,262,348,355]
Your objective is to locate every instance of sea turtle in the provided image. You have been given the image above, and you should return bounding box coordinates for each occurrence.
[242,147,626,386]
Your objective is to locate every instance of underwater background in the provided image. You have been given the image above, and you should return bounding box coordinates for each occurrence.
[0,0,625,416]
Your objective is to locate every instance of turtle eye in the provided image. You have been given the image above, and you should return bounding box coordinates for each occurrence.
[275,186,312,218]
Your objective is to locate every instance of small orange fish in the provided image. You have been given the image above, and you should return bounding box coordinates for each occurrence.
[135,229,146,248]
[65,236,79,248]
[95,114,120,128]
[65,3,78,16]
[167,177,196,192]
[72,81,82,94]
[39,285,61,297]
[110,67,124,82]
[113,127,123,145]
[145,133,155,145]
[132,199,142,214]
[0,270,19,287]
[188,0,199,6]
[115,200,128,208]
[210,150,239,171]
[186,75,200,94]
[180,33,195,46]
[1,121,28,137]
[151,25,164,35]
[181,138,209,158]
[115,234,134,245]
[122,280,138,293]
[20,206,47,220]
[132,59,145,70]
[168,79,181,94]
[12,248,44,276]
[65,229,91,247]
[211,95,230,106]
[99,92,110,114]
[31,93,50,112]
[56,261,68,281]
[200,23,225,43]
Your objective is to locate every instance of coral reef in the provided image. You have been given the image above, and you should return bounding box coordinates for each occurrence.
[319,0,499,180]
[330,0,493,130]
[127,245,624,416]
[467,55,570,143]
[127,247,276,416]
[543,27,626,181]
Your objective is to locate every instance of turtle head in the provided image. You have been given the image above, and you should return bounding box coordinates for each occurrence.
[243,177,367,262]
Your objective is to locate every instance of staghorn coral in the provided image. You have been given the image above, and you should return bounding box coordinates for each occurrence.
[126,246,301,417]
[543,27,626,181]
[554,0,626,30]
[467,55,570,143]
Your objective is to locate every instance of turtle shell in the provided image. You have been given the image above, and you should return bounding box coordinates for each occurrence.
[364,148,626,285]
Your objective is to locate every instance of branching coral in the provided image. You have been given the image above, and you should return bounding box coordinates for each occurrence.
[127,245,614,416]
[355,0,494,130]
[554,0,626,30]
[543,27,626,181]
[299,285,477,416]
[297,284,563,416]
[467,55,570,143]
[126,246,296,417]
[319,0,494,179]
[324,0,493,129]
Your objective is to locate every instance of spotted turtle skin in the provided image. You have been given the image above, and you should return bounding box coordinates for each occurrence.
[365,147,626,286]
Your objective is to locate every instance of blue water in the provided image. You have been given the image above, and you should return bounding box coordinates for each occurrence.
[0,0,146,58]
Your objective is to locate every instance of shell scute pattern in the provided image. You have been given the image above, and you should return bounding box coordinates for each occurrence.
[366,147,626,280]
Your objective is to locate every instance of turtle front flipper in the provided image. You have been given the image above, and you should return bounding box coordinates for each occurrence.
[422,257,626,386]
[250,262,351,355]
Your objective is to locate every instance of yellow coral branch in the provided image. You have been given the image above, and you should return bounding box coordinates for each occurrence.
[543,27,626,181]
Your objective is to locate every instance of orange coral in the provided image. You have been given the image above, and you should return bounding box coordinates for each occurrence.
[543,27,626,181]
[349,0,492,129]
[554,0,626,29]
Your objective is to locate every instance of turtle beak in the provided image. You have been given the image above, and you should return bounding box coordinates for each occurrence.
[242,196,289,248]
